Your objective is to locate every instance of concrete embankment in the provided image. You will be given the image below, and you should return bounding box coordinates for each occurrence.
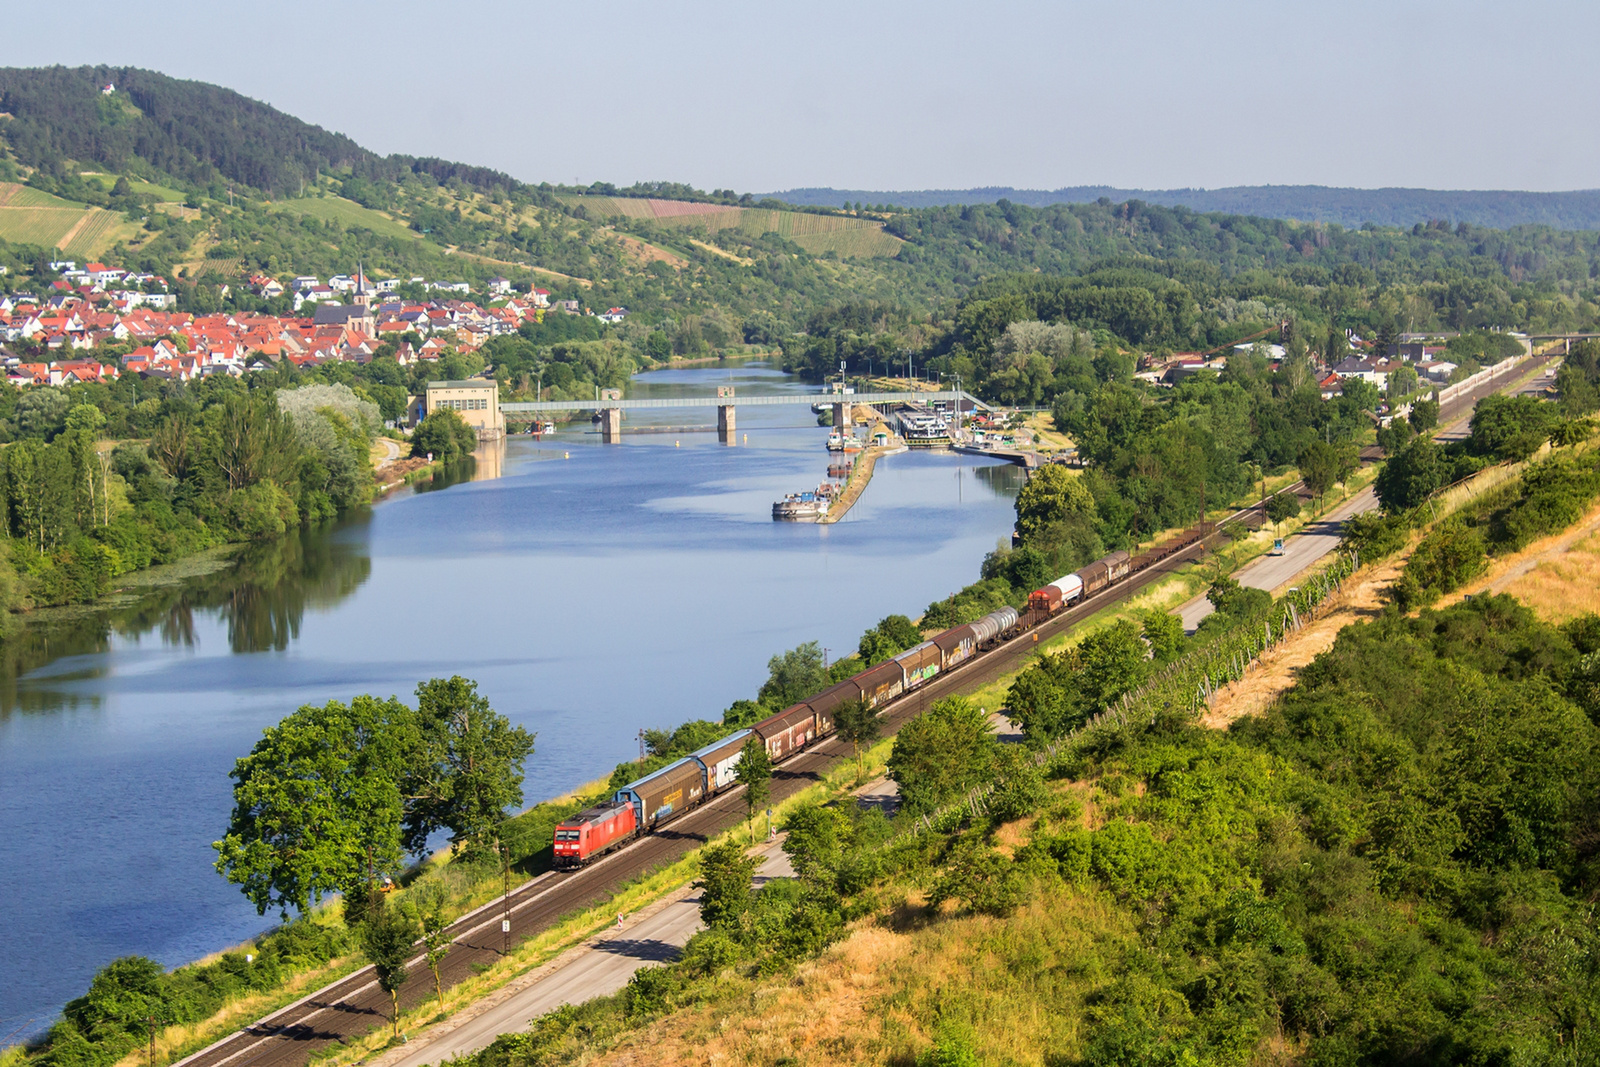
[819,444,905,524]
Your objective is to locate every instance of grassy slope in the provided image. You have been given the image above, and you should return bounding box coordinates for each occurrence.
[265,195,422,243]
[562,195,903,258]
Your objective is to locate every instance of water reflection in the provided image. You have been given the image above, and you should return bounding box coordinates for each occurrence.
[0,525,373,717]
[973,461,1030,496]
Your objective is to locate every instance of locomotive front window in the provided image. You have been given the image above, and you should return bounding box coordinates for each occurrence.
[555,830,580,841]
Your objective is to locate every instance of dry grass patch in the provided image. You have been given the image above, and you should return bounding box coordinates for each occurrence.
[1499,526,1600,622]
[587,888,1127,1067]
[1433,497,1600,618]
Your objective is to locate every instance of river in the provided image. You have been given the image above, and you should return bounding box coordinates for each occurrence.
[0,361,1023,1039]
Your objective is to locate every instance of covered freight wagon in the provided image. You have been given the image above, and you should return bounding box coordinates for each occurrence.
[847,658,906,708]
[800,681,853,736]
[1103,549,1132,583]
[689,729,750,793]
[1076,549,1130,597]
[552,799,637,867]
[615,757,705,829]
[754,704,816,760]
[933,624,977,671]
[894,640,941,687]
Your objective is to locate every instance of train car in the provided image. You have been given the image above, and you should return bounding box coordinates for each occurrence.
[615,757,705,830]
[1051,573,1085,605]
[1079,549,1134,597]
[753,704,816,760]
[1028,584,1064,614]
[552,799,638,868]
[933,623,977,671]
[688,729,750,794]
[800,681,853,737]
[969,606,1018,648]
[1130,527,1201,571]
[894,640,942,689]
[1104,549,1132,583]
[848,658,907,708]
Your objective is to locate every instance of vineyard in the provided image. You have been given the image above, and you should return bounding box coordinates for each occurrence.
[0,182,85,209]
[59,208,134,259]
[0,206,89,248]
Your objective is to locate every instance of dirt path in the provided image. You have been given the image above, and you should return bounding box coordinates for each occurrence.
[1199,556,1405,729]
[54,208,94,251]
[1437,497,1600,619]
[371,436,403,470]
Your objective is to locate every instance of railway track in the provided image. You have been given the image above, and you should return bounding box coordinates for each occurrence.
[178,356,1552,1067]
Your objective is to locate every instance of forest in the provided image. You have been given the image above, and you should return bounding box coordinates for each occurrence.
[0,371,382,628]
[774,183,1600,230]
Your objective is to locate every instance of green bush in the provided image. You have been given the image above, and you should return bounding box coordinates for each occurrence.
[1394,517,1486,609]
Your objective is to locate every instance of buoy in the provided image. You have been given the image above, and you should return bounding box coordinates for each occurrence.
[743,434,748,444]
[675,440,680,447]
[564,451,570,459]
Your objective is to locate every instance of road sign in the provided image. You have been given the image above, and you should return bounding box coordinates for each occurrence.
[501,919,510,934]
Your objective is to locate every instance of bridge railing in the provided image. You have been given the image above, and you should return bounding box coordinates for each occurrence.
[501,389,990,414]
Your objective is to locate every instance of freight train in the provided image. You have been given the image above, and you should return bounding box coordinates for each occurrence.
[551,526,1215,867]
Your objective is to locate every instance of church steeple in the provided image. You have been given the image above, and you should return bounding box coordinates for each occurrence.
[352,262,369,309]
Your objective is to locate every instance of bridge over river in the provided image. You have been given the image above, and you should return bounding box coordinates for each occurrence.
[502,389,988,442]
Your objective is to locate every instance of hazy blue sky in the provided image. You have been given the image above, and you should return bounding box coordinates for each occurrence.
[2,0,1594,192]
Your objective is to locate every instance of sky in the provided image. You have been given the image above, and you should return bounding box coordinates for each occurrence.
[1,0,1595,194]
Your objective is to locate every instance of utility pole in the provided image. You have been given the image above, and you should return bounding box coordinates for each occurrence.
[147,1017,155,1067]
[500,839,511,955]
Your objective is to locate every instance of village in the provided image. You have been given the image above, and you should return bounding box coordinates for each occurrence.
[1138,333,1476,399]
[0,260,628,388]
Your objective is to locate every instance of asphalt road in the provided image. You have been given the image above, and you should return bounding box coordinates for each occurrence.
[383,842,798,1067]
[1178,486,1376,631]
[1179,352,1551,631]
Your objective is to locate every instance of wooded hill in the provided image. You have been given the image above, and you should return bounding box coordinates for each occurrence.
[0,66,523,200]
[772,184,1600,231]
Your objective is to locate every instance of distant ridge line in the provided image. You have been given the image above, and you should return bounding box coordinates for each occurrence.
[764,184,1600,231]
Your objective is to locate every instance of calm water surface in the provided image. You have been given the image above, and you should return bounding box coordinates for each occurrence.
[0,362,1022,1037]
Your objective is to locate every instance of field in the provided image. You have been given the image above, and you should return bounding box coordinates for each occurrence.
[268,196,421,242]
[58,208,136,258]
[80,173,187,201]
[0,183,137,255]
[564,196,904,258]
[0,182,84,210]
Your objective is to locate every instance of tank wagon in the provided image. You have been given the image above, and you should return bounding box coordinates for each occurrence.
[553,526,1213,865]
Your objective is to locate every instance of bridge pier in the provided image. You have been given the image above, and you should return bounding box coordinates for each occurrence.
[717,404,736,444]
[600,407,622,443]
[832,401,852,434]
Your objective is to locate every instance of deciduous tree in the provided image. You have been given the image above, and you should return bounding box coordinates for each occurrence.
[404,676,536,856]
[214,695,416,917]
[734,736,771,841]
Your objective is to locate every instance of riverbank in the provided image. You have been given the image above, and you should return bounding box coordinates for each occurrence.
[818,443,905,524]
